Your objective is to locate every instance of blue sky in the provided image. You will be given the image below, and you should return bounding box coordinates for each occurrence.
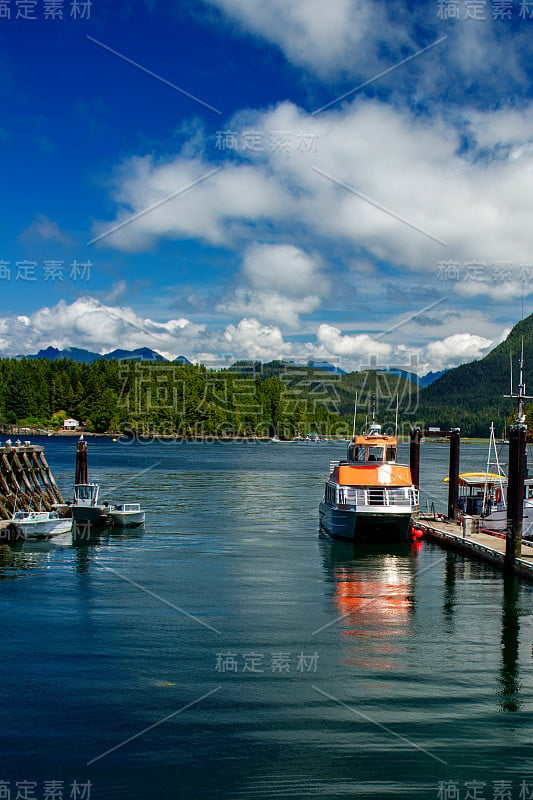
[2,0,533,373]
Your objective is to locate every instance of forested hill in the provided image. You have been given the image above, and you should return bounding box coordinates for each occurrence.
[0,357,414,437]
[417,312,533,435]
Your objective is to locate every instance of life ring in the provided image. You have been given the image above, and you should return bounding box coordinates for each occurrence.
[495,488,502,503]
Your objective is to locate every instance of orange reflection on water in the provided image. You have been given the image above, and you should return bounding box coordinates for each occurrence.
[334,555,412,671]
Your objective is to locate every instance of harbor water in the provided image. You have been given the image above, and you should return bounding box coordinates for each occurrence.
[0,437,532,800]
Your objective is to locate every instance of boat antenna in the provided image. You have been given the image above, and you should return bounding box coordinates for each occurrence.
[371,393,377,424]
[352,392,358,440]
[504,336,532,425]
[394,393,399,438]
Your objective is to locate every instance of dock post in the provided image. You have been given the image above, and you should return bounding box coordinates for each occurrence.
[505,425,526,571]
[447,428,461,521]
[409,427,421,490]
[75,437,88,485]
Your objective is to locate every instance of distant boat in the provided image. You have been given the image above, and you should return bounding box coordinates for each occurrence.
[11,510,72,539]
[109,503,145,527]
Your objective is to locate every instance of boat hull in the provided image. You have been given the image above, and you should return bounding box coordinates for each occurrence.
[319,501,412,542]
[11,517,72,539]
[109,510,145,527]
[71,505,111,525]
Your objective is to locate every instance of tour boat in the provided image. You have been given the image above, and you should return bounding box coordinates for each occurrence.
[71,483,111,525]
[109,503,145,527]
[11,510,73,539]
[319,422,419,541]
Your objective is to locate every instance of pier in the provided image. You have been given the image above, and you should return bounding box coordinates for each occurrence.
[413,515,533,581]
[0,441,64,519]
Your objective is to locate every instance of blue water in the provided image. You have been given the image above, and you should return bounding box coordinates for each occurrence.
[0,437,532,800]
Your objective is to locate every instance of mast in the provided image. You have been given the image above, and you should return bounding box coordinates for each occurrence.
[505,336,532,426]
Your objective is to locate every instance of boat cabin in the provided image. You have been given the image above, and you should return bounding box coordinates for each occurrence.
[348,426,398,464]
[74,483,100,507]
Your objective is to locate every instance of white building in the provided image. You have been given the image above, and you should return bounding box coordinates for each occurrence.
[63,418,79,429]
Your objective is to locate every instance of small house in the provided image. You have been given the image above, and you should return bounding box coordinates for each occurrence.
[63,418,79,430]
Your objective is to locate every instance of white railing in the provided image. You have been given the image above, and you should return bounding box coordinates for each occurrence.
[337,487,419,507]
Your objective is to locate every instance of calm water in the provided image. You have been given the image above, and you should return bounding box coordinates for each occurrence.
[1,437,532,800]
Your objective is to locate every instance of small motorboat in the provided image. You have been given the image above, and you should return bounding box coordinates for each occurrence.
[71,483,111,525]
[109,503,145,527]
[11,510,73,539]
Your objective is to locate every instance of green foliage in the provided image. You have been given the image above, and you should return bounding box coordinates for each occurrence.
[5,317,531,439]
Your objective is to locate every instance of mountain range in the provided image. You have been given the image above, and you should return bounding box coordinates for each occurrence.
[18,346,192,365]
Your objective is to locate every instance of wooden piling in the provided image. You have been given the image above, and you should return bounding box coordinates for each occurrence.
[0,443,64,519]
[447,428,461,521]
[505,425,526,570]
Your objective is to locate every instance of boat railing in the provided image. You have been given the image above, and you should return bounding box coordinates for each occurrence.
[339,487,419,507]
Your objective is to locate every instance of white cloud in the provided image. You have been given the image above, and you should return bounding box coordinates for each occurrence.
[205,0,409,78]
[218,288,321,328]
[0,295,508,374]
[422,333,494,371]
[223,317,291,360]
[216,243,329,327]
[317,324,392,359]
[0,297,205,359]
[92,98,533,287]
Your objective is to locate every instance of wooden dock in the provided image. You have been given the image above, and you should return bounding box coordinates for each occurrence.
[414,515,533,581]
[0,442,64,519]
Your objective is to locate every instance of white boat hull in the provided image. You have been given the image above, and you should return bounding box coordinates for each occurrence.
[11,514,73,539]
[109,510,145,527]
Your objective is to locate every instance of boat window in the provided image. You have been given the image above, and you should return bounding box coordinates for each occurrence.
[386,447,397,461]
[348,445,364,462]
[367,447,384,462]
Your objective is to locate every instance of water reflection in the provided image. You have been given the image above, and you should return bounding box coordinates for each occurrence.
[443,551,457,632]
[72,521,145,573]
[0,535,69,576]
[0,523,146,578]
[320,539,418,671]
[499,575,521,712]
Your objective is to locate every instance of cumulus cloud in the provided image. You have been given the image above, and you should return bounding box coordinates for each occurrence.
[223,317,291,360]
[204,0,528,103]
[217,243,329,327]
[0,295,506,373]
[204,0,413,79]
[422,333,494,371]
[317,324,392,359]
[91,98,533,291]
[0,297,205,360]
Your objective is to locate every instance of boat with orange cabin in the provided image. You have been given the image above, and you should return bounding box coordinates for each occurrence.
[319,422,419,541]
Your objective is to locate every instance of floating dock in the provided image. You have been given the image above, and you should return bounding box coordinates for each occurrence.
[0,442,64,519]
[414,515,533,581]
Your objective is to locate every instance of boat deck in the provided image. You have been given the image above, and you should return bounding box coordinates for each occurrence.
[413,514,533,580]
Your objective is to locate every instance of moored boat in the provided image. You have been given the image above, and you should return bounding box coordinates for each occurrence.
[71,483,111,525]
[319,422,419,541]
[11,510,73,539]
[109,503,145,527]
